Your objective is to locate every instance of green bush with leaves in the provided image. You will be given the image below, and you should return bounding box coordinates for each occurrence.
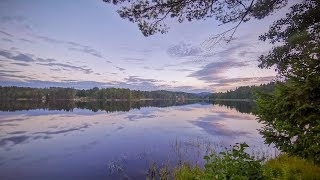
[146,143,320,180]
[202,143,264,180]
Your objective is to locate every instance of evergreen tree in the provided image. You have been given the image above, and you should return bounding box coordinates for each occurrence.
[256,0,320,162]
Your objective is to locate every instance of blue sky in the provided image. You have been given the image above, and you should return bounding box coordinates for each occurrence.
[0,0,289,92]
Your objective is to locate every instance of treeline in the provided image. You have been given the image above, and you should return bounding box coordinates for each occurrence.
[0,99,209,112]
[0,83,275,101]
[76,88,201,100]
[211,82,275,100]
[0,86,203,101]
[0,86,76,101]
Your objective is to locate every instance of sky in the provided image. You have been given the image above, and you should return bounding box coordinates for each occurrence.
[0,0,290,93]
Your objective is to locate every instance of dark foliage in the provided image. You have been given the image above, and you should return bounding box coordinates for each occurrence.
[256,0,320,162]
[0,86,204,101]
[0,86,76,101]
[211,82,275,100]
[104,0,288,39]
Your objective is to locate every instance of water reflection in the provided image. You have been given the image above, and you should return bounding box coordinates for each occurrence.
[213,100,256,114]
[0,100,255,114]
[0,100,210,112]
[0,100,271,180]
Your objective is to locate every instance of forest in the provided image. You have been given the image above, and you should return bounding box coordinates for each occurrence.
[0,82,276,101]
[211,82,275,100]
[0,86,205,101]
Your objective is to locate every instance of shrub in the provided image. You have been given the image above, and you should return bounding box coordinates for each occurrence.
[202,143,264,180]
[146,143,320,180]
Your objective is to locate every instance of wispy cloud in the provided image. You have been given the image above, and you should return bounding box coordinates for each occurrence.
[182,38,274,91]
[0,135,30,146]
[173,68,193,72]
[33,34,107,59]
[162,59,209,69]
[11,62,30,66]
[0,80,113,89]
[0,16,32,30]
[125,76,161,83]
[0,30,14,37]
[37,62,93,74]
[110,76,166,91]
[0,49,57,63]
[1,16,108,60]
[122,57,147,64]
[19,38,34,43]
[37,58,56,62]
[0,49,95,74]
[2,38,13,42]
[143,66,164,71]
[188,61,248,82]
[116,66,126,71]
[0,49,34,62]
[0,70,22,73]
[167,42,202,57]
[119,45,154,55]
[34,35,68,44]
[68,46,103,58]
[216,76,276,84]
[0,70,32,81]
[0,73,31,80]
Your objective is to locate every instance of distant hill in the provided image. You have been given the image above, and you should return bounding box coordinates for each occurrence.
[194,92,211,97]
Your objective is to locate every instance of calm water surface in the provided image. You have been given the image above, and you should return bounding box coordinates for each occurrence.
[0,100,272,179]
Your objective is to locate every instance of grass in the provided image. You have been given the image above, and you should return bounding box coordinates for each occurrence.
[264,154,320,180]
[173,162,204,180]
[147,161,204,180]
[147,152,320,180]
[107,138,320,179]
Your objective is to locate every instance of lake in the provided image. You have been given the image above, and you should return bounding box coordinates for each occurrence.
[0,100,274,179]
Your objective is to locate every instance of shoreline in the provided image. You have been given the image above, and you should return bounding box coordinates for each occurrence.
[8,98,209,102]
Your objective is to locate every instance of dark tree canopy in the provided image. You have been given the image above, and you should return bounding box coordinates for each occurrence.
[104,0,288,39]
[258,0,320,79]
[256,0,320,162]
[210,82,275,100]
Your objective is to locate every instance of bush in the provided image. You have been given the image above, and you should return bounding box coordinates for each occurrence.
[202,143,264,180]
[147,143,320,180]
